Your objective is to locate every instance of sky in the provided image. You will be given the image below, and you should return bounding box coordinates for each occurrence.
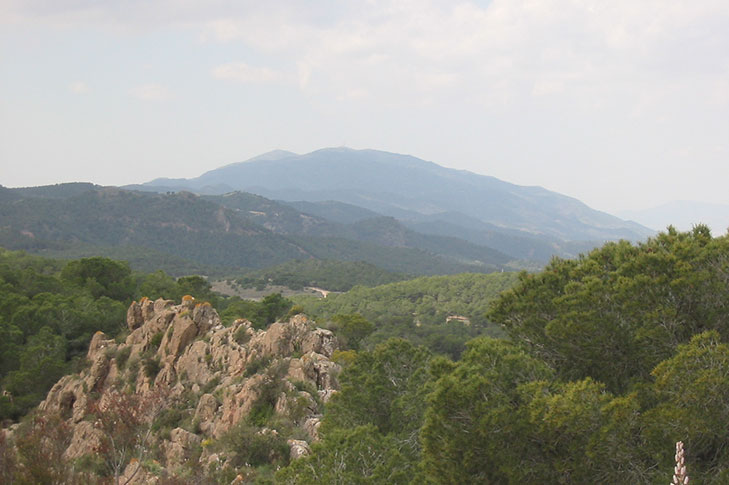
[1,0,728,216]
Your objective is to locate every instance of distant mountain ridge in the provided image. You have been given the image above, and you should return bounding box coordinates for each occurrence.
[139,147,653,243]
[618,200,729,235]
[0,184,513,275]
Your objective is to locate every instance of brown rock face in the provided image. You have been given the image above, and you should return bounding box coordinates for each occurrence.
[35,297,340,480]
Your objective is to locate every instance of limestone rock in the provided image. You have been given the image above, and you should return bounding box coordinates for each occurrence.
[164,427,202,469]
[34,300,342,481]
[287,439,311,460]
[194,393,219,435]
[64,420,104,460]
[303,416,322,441]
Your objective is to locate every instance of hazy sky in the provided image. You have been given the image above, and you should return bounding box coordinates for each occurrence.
[1,0,728,214]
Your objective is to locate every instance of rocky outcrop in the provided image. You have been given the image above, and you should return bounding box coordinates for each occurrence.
[36,297,341,483]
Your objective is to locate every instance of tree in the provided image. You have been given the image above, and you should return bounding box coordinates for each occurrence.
[488,227,729,393]
[420,337,553,484]
[275,425,412,485]
[643,331,729,482]
[12,413,76,484]
[89,388,169,485]
[61,257,134,301]
[328,314,374,350]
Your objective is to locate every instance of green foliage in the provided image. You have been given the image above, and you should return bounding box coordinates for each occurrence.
[244,356,272,378]
[142,357,161,379]
[233,326,251,345]
[296,272,517,357]
[327,314,374,350]
[149,331,164,350]
[61,257,135,301]
[488,225,729,393]
[275,425,413,484]
[115,346,132,370]
[218,423,289,469]
[420,337,554,484]
[235,259,408,292]
[278,339,432,483]
[323,338,432,437]
[221,293,293,329]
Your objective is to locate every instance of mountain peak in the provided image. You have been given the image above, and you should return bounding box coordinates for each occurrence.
[139,148,653,242]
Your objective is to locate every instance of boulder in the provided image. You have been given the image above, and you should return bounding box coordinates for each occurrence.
[287,439,311,460]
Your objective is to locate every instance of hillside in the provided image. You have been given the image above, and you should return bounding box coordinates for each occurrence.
[0,185,513,276]
[141,147,653,243]
[0,188,309,270]
[234,259,408,292]
[294,272,520,357]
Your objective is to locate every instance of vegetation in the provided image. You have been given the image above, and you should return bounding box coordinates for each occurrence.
[7,225,729,483]
[0,249,220,421]
[296,272,518,357]
[276,226,729,483]
[0,185,518,277]
[235,259,408,292]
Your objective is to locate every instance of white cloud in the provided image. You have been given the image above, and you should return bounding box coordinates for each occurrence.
[211,62,283,84]
[130,83,172,101]
[69,81,89,94]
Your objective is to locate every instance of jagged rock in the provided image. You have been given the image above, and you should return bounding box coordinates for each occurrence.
[127,301,144,331]
[164,427,202,469]
[120,458,155,485]
[194,393,219,435]
[216,374,267,438]
[64,420,104,459]
[287,439,311,460]
[303,416,322,441]
[85,352,112,393]
[301,327,338,358]
[39,376,87,423]
[300,351,341,390]
[87,331,116,361]
[175,340,214,386]
[34,298,341,481]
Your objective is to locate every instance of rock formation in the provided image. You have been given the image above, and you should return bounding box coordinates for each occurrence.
[36,296,340,483]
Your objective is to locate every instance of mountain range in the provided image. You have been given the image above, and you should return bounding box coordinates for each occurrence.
[136,147,652,244]
[1,148,656,278]
[0,184,512,277]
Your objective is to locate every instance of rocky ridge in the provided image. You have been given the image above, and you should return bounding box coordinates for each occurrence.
[37,296,340,482]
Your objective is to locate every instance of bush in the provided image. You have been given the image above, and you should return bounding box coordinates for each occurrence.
[233,327,250,345]
[116,347,132,370]
[143,358,161,379]
[219,423,289,468]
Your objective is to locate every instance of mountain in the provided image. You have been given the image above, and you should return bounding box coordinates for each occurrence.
[618,200,729,235]
[0,185,512,275]
[202,191,513,268]
[141,147,653,243]
[0,187,309,270]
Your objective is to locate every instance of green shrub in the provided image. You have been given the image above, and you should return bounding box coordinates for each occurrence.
[116,347,132,370]
[143,358,161,379]
[149,332,164,350]
[219,423,289,468]
[233,327,251,345]
[244,356,272,377]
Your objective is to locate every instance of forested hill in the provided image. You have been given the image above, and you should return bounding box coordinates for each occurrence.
[294,272,520,357]
[0,187,309,270]
[0,185,515,276]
